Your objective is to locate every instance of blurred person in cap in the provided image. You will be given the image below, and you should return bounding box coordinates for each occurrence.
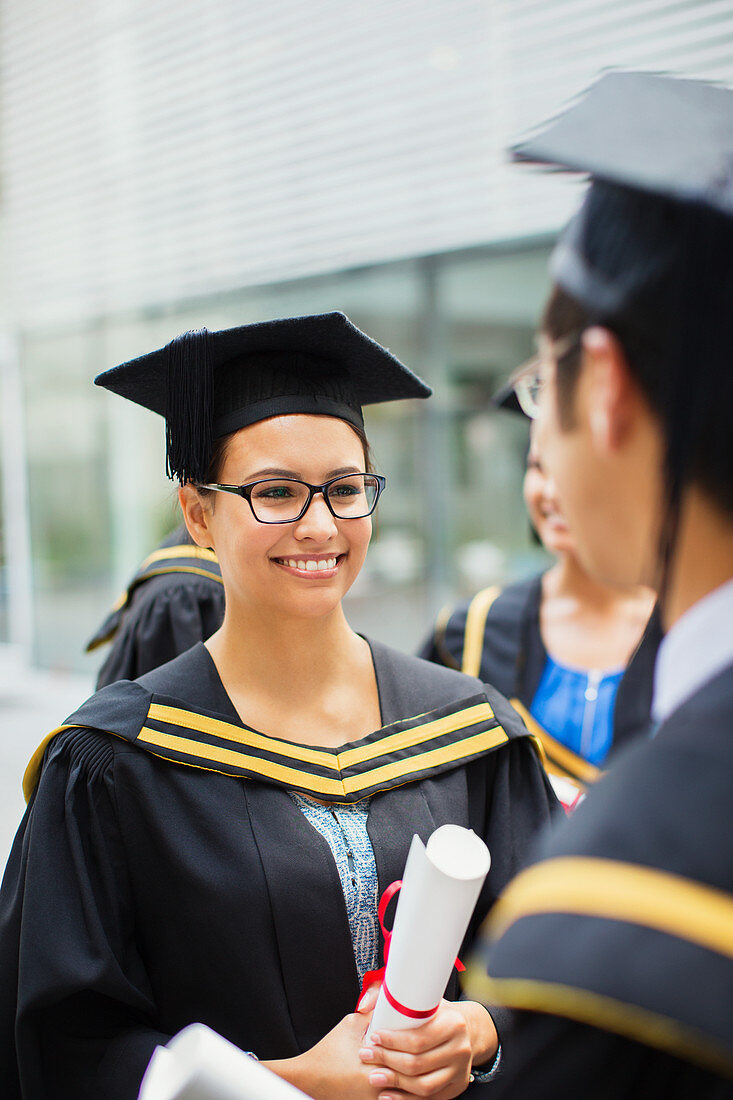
[464,71,733,1094]
[85,522,225,688]
[0,312,557,1099]
[420,392,657,812]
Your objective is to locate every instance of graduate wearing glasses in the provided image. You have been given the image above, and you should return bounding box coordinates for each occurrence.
[0,313,556,1100]
[466,73,733,1095]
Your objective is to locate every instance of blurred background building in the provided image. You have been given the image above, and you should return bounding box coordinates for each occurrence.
[1,0,732,674]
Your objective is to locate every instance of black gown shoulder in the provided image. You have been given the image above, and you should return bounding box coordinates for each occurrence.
[365,636,544,743]
[609,601,663,757]
[465,660,733,1095]
[25,639,552,806]
[418,573,546,699]
[86,523,225,689]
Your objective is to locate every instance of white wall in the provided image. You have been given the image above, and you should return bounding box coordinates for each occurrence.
[2,0,733,329]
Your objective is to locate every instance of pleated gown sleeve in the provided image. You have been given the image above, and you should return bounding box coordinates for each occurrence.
[0,728,168,1100]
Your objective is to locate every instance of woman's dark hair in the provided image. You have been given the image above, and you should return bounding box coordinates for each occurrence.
[198,419,374,494]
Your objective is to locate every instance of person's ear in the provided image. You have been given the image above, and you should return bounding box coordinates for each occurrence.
[582,326,637,451]
[178,484,215,549]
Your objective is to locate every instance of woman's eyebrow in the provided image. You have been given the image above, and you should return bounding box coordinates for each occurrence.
[244,467,300,480]
[240,465,362,481]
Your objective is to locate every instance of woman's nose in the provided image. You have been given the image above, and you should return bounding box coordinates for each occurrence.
[542,474,558,502]
[293,491,338,538]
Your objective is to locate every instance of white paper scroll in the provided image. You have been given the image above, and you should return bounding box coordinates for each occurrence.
[138,1023,313,1100]
[368,823,490,1036]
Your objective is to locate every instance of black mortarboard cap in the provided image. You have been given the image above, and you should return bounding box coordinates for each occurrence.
[95,312,431,484]
[511,70,733,558]
[510,71,733,328]
[513,71,733,213]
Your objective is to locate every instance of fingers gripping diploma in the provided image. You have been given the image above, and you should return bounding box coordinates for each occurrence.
[359,998,498,1100]
[269,989,381,1100]
[351,825,494,1098]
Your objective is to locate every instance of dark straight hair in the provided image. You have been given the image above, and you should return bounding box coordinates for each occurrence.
[541,194,733,595]
[200,418,375,489]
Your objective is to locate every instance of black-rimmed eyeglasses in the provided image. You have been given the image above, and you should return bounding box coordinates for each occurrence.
[509,331,582,419]
[199,472,386,524]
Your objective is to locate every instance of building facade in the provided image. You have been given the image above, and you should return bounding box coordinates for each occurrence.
[1,0,732,669]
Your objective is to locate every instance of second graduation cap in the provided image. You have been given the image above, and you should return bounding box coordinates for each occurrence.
[95,312,431,484]
[510,71,733,326]
[513,70,733,215]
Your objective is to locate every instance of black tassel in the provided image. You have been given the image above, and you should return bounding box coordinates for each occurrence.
[165,328,215,484]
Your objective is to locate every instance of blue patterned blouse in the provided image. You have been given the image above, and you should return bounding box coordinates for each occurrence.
[289,792,379,987]
[531,656,625,766]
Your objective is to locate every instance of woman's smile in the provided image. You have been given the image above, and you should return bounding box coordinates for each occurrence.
[539,503,570,534]
[271,553,345,577]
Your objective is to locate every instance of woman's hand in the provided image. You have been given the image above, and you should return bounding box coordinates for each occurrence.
[263,986,381,1100]
[357,999,498,1100]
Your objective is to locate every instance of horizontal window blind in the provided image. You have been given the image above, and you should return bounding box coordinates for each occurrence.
[1,0,732,325]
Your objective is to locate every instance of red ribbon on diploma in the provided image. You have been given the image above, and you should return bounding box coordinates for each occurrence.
[356,879,465,1017]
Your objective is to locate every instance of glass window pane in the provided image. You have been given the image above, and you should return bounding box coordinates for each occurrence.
[19,245,559,671]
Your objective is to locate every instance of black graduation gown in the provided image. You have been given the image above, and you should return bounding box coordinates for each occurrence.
[0,639,557,1100]
[86,524,225,689]
[464,660,733,1096]
[419,573,660,795]
[612,601,663,746]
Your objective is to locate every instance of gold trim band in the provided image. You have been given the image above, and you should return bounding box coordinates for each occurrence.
[489,857,733,961]
[140,544,219,569]
[462,968,733,1079]
[139,565,224,585]
[147,700,497,770]
[510,699,601,785]
[137,724,508,797]
[461,585,501,678]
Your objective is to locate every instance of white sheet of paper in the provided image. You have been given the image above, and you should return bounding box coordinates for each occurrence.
[368,823,490,1035]
[138,1024,313,1100]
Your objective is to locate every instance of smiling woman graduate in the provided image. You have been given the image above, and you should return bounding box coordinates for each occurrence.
[0,312,556,1100]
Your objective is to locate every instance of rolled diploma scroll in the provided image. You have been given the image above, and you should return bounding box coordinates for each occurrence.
[368,824,490,1036]
[138,1023,312,1100]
